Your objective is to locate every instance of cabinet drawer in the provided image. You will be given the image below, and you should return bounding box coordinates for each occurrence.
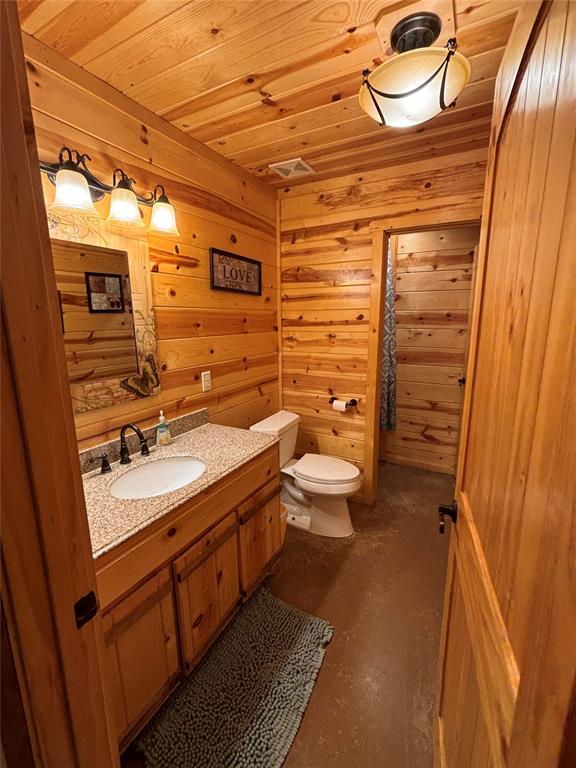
[102,567,179,742]
[96,445,278,609]
[174,512,240,667]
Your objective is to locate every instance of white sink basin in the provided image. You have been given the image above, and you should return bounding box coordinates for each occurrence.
[110,457,206,500]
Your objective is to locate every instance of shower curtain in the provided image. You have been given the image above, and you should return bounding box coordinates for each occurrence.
[380,239,396,430]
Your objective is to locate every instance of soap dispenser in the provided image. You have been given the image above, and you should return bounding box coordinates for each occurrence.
[156,410,173,446]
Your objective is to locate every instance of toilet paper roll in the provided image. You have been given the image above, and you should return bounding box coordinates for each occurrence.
[332,399,348,412]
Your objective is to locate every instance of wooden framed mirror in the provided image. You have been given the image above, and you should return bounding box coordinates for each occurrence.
[46,186,160,415]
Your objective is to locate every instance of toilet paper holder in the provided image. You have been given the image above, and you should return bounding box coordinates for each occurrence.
[329,397,358,409]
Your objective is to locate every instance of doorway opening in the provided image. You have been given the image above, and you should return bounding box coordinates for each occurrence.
[377,224,480,477]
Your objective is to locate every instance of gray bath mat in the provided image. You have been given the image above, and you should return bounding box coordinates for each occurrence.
[136,588,333,768]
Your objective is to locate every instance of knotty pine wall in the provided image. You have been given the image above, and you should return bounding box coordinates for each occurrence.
[279,149,487,485]
[24,36,279,450]
[382,226,480,474]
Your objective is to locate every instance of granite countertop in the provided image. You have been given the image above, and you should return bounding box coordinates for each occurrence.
[82,423,277,559]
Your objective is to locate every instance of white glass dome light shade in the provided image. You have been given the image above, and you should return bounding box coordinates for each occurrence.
[107,185,144,227]
[359,47,471,128]
[51,167,97,215]
[149,186,180,237]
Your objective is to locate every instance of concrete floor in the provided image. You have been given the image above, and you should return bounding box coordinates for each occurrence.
[267,463,452,768]
[123,463,451,768]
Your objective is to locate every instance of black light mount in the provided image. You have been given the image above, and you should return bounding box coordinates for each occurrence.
[390,11,442,53]
[111,168,155,205]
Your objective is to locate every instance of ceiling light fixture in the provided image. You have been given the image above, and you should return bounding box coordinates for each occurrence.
[40,147,179,237]
[358,12,470,128]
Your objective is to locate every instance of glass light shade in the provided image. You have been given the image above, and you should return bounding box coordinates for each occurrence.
[359,47,471,128]
[107,186,144,227]
[51,168,97,215]
[149,200,180,237]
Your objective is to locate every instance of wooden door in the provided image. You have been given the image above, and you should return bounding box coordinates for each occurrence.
[383,225,480,474]
[102,568,180,744]
[435,3,576,767]
[1,3,117,765]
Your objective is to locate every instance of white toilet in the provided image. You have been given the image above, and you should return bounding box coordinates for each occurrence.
[250,410,361,538]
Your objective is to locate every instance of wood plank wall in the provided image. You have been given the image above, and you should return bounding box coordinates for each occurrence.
[381,226,480,474]
[279,150,487,486]
[23,36,279,450]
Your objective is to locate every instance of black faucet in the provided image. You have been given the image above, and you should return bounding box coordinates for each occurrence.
[119,423,150,464]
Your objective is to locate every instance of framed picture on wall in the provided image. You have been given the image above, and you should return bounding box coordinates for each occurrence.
[85,271,125,313]
[209,248,262,295]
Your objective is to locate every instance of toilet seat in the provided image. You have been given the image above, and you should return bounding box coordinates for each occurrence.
[292,453,360,485]
[294,474,362,498]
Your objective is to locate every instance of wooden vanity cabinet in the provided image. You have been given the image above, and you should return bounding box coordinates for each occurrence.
[173,511,240,668]
[239,479,282,595]
[95,445,281,747]
[102,567,179,744]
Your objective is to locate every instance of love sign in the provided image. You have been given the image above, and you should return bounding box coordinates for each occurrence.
[209,248,262,295]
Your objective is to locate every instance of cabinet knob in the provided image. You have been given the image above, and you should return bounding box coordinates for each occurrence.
[167,527,177,538]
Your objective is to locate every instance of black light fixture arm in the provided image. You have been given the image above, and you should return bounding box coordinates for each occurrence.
[111,168,155,205]
[152,184,170,204]
[40,146,161,206]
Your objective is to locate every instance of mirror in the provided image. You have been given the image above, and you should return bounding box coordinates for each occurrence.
[47,208,160,415]
[53,238,139,382]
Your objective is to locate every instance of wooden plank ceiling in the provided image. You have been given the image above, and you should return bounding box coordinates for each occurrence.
[18,0,518,186]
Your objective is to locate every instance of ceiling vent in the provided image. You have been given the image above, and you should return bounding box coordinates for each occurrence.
[268,158,315,179]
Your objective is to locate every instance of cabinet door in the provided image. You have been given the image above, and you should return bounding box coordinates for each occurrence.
[174,512,239,668]
[239,506,267,594]
[264,493,282,561]
[215,528,240,620]
[102,567,179,742]
[238,479,281,593]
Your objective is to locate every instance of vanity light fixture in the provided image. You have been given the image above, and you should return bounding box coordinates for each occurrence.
[358,12,470,128]
[149,185,180,237]
[50,147,97,216]
[107,169,145,228]
[40,147,179,237]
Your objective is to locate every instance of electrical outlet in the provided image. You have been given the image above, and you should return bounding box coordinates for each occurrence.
[201,370,212,392]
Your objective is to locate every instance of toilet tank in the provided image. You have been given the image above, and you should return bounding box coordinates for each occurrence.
[250,410,300,467]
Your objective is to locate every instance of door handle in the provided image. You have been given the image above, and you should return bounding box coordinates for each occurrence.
[438,502,458,534]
